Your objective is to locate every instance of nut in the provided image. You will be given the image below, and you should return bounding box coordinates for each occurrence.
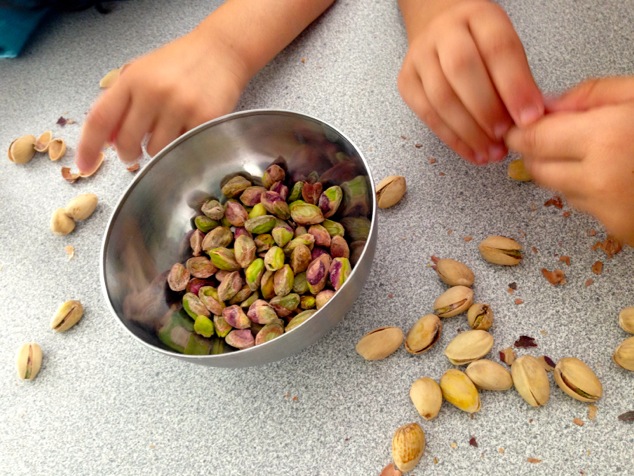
[34,131,53,153]
[391,422,425,473]
[439,368,481,413]
[409,377,443,420]
[8,134,36,164]
[433,285,474,318]
[16,342,43,380]
[618,306,634,334]
[553,357,603,402]
[355,326,404,360]
[376,175,406,209]
[478,235,523,266]
[50,208,76,235]
[51,299,84,332]
[444,329,494,365]
[507,157,532,182]
[613,336,634,371]
[47,138,67,161]
[404,314,442,355]
[64,193,98,221]
[431,257,474,287]
[511,355,550,406]
[465,359,513,391]
[467,303,494,331]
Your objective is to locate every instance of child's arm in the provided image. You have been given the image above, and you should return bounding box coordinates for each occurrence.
[76,0,335,174]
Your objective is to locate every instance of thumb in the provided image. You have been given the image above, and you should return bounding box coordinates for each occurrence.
[546,76,634,113]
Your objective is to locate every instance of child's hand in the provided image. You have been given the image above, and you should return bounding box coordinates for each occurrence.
[506,76,634,246]
[76,28,247,175]
[398,0,543,165]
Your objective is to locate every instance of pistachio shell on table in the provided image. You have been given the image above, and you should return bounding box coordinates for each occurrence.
[34,131,53,153]
[507,157,533,182]
[355,326,404,361]
[404,314,442,355]
[433,285,474,318]
[613,336,634,371]
[444,329,493,365]
[8,134,36,164]
[47,138,67,161]
[553,357,603,402]
[50,208,76,235]
[467,303,494,331]
[465,359,513,391]
[409,377,443,420]
[376,175,406,209]
[511,355,550,406]
[618,306,634,334]
[431,257,474,287]
[50,299,84,332]
[478,235,523,266]
[391,422,425,473]
[439,369,481,413]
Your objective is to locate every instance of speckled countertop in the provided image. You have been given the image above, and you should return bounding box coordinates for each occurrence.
[1,1,633,475]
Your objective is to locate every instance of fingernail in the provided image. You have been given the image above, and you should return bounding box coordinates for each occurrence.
[494,123,510,140]
[518,105,544,126]
[474,152,488,165]
[488,144,507,163]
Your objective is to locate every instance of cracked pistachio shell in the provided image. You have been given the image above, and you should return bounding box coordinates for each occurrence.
[355,326,404,361]
[8,134,36,164]
[48,138,66,161]
[467,303,494,331]
[478,235,523,266]
[440,369,480,413]
[553,357,603,403]
[50,208,75,235]
[221,175,251,198]
[507,158,532,182]
[613,336,634,371]
[286,309,316,332]
[432,257,474,287]
[465,359,513,391]
[64,193,98,221]
[433,285,474,318]
[444,329,493,365]
[167,263,190,291]
[618,307,634,334]
[391,422,425,473]
[225,328,255,349]
[51,299,84,332]
[511,355,550,406]
[16,343,43,380]
[376,175,406,209]
[405,314,442,355]
[409,377,442,420]
[34,131,53,153]
[255,322,284,345]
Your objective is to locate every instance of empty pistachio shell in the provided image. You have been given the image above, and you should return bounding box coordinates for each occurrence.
[511,355,550,406]
[51,299,84,332]
[433,285,474,318]
[439,369,481,413]
[410,377,443,420]
[379,463,403,476]
[507,157,532,182]
[478,235,523,266]
[553,357,603,402]
[64,193,99,221]
[618,307,634,334]
[34,131,53,153]
[48,138,67,161]
[16,342,43,380]
[467,303,494,331]
[376,175,406,209]
[391,422,425,473]
[444,329,493,365]
[405,314,442,355]
[8,134,36,164]
[465,359,513,391]
[613,336,634,371]
[50,208,76,235]
[355,326,403,361]
[431,257,474,287]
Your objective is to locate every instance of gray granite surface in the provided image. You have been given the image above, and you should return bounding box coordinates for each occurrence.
[2,1,633,475]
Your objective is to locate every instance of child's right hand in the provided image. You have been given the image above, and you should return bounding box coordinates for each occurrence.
[397,0,544,165]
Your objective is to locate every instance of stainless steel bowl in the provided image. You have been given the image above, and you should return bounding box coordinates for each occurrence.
[101,110,377,367]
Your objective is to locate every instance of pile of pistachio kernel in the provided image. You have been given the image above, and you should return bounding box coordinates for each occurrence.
[163,162,371,354]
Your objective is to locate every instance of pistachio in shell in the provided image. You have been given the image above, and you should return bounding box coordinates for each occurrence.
[507,157,532,182]
[50,299,84,332]
[404,314,442,355]
[409,377,443,420]
[618,306,634,334]
[48,138,67,161]
[355,326,404,361]
[64,193,98,221]
[511,355,550,406]
[16,342,43,381]
[8,134,36,164]
[553,357,603,403]
[465,359,513,391]
[439,369,481,413]
[478,235,523,266]
[613,336,634,371]
[444,329,493,365]
[50,208,75,235]
[467,303,494,331]
[433,285,474,318]
[391,422,425,473]
[431,257,474,287]
[34,131,53,153]
[376,175,406,209]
